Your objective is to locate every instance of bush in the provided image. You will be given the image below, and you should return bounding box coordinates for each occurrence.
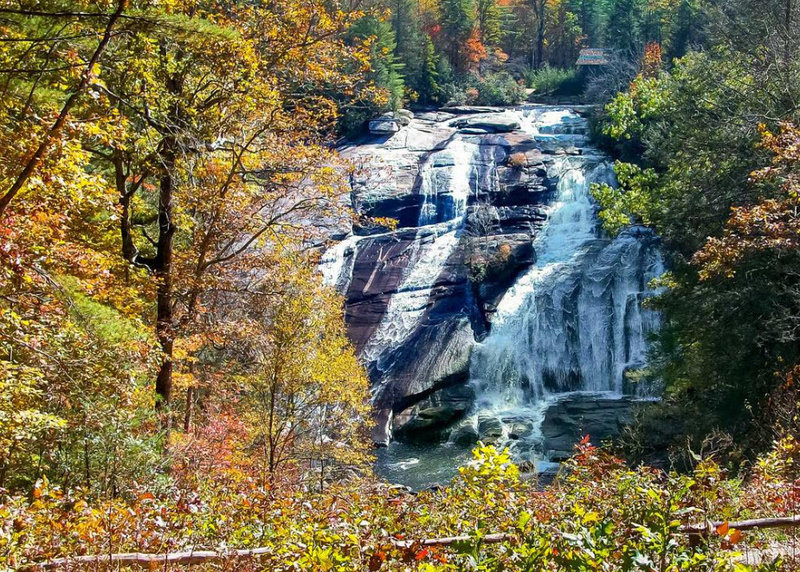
[525,65,583,97]
[472,71,525,106]
[7,440,799,570]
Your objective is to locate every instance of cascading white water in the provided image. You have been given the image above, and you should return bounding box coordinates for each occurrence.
[319,234,363,294]
[417,138,475,226]
[361,137,477,373]
[463,109,663,459]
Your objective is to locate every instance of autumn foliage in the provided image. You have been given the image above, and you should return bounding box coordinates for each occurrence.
[695,123,800,279]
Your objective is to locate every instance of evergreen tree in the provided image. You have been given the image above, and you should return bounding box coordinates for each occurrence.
[417,37,442,103]
[440,0,476,72]
[571,0,598,46]
[392,0,425,99]
[667,0,706,59]
[477,0,503,46]
[349,16,405,110]
[605,0,645,54]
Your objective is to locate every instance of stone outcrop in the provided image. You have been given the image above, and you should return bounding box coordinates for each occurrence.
[452,115,521,133]
[541,395,639,461]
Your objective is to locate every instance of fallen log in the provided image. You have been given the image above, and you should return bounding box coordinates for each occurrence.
[390,532,511,548]
[22,515,800,570]
[22,548,273,571]
[680,515,800,535]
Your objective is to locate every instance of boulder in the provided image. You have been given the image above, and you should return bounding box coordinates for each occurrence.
[369,113,402,135]
[395,109,414,124]
[507,419,535,440]
[393,405,466,442]
[450,423,480,446]
[541,395,637,461]
[477,415,504,443]
[452,115,521,133]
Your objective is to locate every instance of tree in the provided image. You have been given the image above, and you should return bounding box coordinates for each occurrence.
[235,262,371,489]
[545,0,583,68]
[0,0,379,493]
[417,37,442,103]
[531,0,547,68]
[0,0,127,221]
[349,15,405,112]
[605,0,645,54]
[477,0,503,46]
[83,0,374,418]
[440,0,476,72]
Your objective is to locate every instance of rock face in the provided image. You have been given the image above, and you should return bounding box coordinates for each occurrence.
[321,106,660,454]
[541,395,639,461]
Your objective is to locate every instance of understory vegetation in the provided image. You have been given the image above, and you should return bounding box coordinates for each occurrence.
[4,440,800,570]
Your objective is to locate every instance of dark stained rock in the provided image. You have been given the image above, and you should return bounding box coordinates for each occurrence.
[477,415,504,443]
[394,405,468,443]
[452,115,521,133]
[450,423,480,446]
[541,395,638,461]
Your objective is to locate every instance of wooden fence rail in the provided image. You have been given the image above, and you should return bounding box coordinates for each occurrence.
[21,516,800,570]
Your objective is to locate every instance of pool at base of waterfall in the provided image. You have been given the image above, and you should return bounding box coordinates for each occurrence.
[375,391,651,490]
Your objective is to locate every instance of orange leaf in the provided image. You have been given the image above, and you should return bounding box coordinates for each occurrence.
[729,529,742,544]
[415,548,429,561]
[716,522,729,536]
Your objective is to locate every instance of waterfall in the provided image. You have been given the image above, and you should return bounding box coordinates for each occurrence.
[463,108,663,460]
[319,234,363,294]
[361,137,477,373]
[324,106,663,481]
[417,138,475,227]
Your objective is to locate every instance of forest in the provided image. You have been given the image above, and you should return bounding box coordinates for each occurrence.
[1,0,800,569]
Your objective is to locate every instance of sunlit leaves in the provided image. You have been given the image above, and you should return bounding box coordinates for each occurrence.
[591,161,659,236]
[695,123,800,279]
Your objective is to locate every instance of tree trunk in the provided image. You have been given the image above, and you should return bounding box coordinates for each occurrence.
[154,144,176,413]
[535,0,545,68]
[183,386,194,432]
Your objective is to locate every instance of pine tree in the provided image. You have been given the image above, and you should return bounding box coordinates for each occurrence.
[605,0,645,54]
[477,0,502,46]
[417,37,442,103]
[440,0,476,72]
[350,16,406,110]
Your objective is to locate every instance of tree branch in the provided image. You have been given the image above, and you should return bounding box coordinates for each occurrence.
[0,0,128,222]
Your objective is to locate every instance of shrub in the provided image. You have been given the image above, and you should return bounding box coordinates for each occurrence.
[525,65,584,97]
[472,71,525,106]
